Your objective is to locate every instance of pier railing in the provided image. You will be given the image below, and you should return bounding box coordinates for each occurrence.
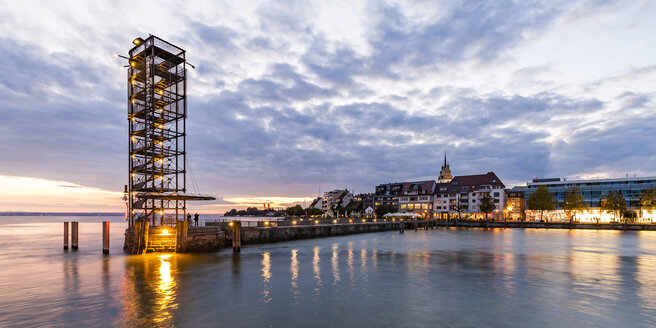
[206,217,408,228]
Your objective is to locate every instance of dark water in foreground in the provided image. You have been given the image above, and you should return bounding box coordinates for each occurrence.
[1,216,656,327]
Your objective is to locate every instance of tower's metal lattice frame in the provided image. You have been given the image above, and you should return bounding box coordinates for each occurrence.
[127,36,187,227]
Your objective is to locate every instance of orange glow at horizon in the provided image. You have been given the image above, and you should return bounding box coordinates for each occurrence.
[0,175,123,212]
[0,175,316,214]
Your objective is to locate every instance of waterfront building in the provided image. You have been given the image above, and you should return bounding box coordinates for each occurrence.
[344,199,364,216]
[309,197,322,209]
[353,193,375,209]
[322,189,353,213]
[505,187,526,221]
[524,176,656,222]
[433,172,506,220]
[373,183,403,209]
[398,181,437,218]
[374,154,452,210]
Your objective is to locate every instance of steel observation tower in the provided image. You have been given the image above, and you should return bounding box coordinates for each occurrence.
[125,35,214,228]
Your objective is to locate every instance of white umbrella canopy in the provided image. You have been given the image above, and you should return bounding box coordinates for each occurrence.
[383,212,420,217]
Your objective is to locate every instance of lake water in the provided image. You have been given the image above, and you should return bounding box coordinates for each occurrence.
[1,216,656,327]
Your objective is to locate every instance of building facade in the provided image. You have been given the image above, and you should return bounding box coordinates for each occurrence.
[322,189,353,214]
[433,172,506,220]
[505,187,526,221]
[524,176,656,222]
[373,183,403,209]
[398,181,437,218]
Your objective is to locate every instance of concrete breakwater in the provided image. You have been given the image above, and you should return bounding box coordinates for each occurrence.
[124,221,407,253]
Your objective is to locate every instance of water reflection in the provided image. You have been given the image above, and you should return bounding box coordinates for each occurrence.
[121,254,179,327]
[637,255,656,322]
[8,220,656,327]
[347,245,355,285]
[313,246,322,295]
[156,254,176,323]
[331,243,340,284]
[261,252,272,303]
[290,249,300,304]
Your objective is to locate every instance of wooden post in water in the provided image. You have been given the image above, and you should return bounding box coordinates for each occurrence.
[102,221,109,254]
[142,221,149,254]
[132,221,141,254]
[399,220,404,234]
[176,220,187,253]
[63,222,69,249]
[232,220,241,252]
[71,221,79,250]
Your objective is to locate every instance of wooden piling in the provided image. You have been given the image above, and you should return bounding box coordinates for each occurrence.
[399,221,404,234]
[176,220,187,253]
[142,221,149,254]
[64,222,69,249]
[71,221,79,250]
[102,221,109,254]
[132,221,141,254]
[232,220,241,252]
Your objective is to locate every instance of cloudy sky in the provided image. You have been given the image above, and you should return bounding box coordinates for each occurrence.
[1,0,655,213]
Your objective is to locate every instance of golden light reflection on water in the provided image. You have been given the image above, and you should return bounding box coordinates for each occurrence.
[155,254,176,323]
[290,249,300,304]
[331,243,340,284]
[313,246,322,294]
[637,255,656,322]
[120,253,179,327]
[347,244,355,283]
[261,252,272,303]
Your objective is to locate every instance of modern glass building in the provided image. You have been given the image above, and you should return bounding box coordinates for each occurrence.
[525,176,656,222]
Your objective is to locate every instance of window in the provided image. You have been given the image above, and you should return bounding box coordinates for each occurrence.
[494,199,499,203]
[493,192,499,197]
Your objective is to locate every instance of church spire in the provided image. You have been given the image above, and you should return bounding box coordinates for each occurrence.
[438,152,452,183]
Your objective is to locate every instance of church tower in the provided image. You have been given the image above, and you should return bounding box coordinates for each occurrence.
[438,153,452,183]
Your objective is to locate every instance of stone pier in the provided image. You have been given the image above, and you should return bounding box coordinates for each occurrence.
[125,221,405,253]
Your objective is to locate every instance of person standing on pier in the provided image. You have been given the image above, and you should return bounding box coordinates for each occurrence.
[194,213,199,226]
[187,213,192,227]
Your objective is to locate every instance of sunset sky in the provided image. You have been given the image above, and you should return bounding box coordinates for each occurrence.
[1,1,655,213]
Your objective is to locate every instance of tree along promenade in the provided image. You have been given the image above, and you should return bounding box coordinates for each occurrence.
[432,219,656,230]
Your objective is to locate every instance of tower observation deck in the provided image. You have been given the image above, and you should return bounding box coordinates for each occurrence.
[126,35,214,228]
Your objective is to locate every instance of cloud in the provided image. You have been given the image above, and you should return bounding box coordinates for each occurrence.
[0,0,654,212]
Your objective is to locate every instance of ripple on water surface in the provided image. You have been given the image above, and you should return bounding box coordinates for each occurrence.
[1,218,656,327]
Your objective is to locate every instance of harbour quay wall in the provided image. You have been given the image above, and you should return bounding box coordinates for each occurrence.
[185,227,227,252]
[184,222,401,252]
